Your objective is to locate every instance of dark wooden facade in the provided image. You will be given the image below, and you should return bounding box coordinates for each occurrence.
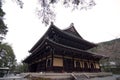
[23,23,104,72]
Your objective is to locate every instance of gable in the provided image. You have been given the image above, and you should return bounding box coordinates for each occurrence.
[63,24,83,39]
[29,23,96,53]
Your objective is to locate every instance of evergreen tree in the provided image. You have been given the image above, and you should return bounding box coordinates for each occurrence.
[0,0,8,41]
[15,63,28,73]
[0,43,16,72]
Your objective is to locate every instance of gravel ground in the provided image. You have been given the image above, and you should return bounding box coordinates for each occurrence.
[88,75,120,80]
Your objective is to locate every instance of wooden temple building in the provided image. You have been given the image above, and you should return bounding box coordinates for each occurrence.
[23,23,104,72]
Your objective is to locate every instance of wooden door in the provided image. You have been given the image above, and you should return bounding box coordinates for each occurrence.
[63,58,74,72]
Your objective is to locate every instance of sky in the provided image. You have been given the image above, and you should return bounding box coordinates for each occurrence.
[2,0,120,62]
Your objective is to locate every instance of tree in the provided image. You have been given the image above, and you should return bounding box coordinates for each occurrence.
[15,63,28,73]
[0,0,8,41]
[11,0,24,8]
[2,0,95,26]
[37,0,96,26]
[89,38,120,73]
[0,43,16,72]
[13,0,95,26]
[0,0,23,42]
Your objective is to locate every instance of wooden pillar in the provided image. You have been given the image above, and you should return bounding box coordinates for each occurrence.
[86,61,89,72]
[95,61,101,72]
[45,55,47,71]
[51,47,54,71]
[84,61,89,72]
[72,55,74,72]
[80,60,82,72]
[90,62,94,72]
[93,62,95,72]
[81,60,84,72]
[88,61,90,72]
[28,64,31,72]
[62,52,65,72]
[98,62,101,72]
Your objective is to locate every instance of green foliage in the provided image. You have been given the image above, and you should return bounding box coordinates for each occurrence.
[0,43,16,72]
[0,0,8,41]
[90,38,120,73]
[101,67,120,74]
[15,63,28,73]
[110,67,120,74]
[0,19,8,35]
[0,0,24,40]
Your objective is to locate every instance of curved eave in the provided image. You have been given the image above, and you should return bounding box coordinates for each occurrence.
[51,25,97,49]
[29,24,96,53]
[29,24,53,53]
[23,38,47,63]
[23,38,103,63]
[46,39,104,59]
[86,51,109,59]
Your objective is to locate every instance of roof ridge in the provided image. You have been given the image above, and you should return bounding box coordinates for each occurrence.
[63,23,83,39]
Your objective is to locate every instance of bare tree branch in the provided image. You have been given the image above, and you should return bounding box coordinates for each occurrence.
[37,0,96,26]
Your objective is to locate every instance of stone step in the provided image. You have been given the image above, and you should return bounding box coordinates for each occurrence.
[21,72,113,80]
[71,73,89,80]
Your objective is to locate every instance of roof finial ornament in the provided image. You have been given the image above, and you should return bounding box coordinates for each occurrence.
[70,23,74,27]
[51,22,54,26]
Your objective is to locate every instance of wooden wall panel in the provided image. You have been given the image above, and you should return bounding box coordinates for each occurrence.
[53,58,63,67]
